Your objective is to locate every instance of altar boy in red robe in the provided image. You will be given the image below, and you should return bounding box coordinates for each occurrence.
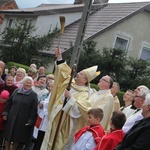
[96,111,126,150]
[71,108,105,150]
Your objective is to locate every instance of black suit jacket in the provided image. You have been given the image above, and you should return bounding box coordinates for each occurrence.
[115,117,150,150]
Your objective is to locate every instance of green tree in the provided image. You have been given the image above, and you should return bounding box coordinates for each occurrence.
[98,47,127,80]
[0,21,57,66]
[77,40,150,91]
[77,41,101,83]
[78,41,127,84]
[78,41,100,70]
[122,58,150,90]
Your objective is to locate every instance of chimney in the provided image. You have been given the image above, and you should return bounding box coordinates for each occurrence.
[93,0,109,4]
[74,0,85,4]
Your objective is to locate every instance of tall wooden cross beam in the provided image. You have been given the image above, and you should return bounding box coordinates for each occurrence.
[69,0,93,67]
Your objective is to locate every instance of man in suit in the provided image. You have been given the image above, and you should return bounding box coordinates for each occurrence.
[115,92,150,150]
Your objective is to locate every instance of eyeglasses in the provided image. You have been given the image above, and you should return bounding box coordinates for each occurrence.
[101,78,109,83]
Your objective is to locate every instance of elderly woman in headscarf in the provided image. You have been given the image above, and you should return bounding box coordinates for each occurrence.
[2,76,38,150]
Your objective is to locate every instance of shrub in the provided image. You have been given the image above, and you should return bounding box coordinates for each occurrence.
[117,91,125,107]
[6,62,29,72]
[6,61,51,75]
[90,83,99,91]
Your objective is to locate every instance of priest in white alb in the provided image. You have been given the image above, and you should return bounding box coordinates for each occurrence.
[90,75,114,131]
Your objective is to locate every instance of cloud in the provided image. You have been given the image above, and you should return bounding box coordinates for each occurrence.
[16,0,50,8]
[16,0,150,8]
[48,0,74,3]
[16,0,74,8]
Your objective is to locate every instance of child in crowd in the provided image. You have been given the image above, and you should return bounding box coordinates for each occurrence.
[71,108,105,150]
[96,111,126,150]
[0,90,10,147]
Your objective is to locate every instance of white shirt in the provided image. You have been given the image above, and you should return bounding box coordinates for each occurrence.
[71,131,96,150]
[33,94,50,138]
[122,105,137,119]
[122,110,143,133]
[39,95,50,131]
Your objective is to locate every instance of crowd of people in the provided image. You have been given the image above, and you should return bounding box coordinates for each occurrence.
[0,60,54,150]
[0,46,150,150]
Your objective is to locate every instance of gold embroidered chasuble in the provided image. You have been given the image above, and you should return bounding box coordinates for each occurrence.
[41,62,91,150]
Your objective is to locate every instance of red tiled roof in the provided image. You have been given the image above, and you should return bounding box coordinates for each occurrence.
[0,0,18,24]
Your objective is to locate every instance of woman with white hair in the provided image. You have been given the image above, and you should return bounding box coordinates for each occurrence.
[14,68,26,88]
[115,93,150,150]
[2,76,38,150]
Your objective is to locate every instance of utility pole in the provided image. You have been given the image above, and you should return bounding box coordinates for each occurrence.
[69,0,93,67]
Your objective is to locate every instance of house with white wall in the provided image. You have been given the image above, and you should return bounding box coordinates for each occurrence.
[46,1,150,61]
[41,1,150,64]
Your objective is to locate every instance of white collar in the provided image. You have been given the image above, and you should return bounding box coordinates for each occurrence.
[98,89,110,95]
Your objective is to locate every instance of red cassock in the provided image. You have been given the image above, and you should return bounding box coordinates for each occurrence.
[74,124,105,150]
[95,129,125,150]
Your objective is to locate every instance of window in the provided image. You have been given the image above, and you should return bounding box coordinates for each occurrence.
[7,18,17,28]
[140,46,150,60]
[24,19,33,26]
[7,19,14,28]
[114,36,130,52]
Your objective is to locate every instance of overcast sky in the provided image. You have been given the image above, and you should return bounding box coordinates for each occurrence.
[16,0,150,8]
